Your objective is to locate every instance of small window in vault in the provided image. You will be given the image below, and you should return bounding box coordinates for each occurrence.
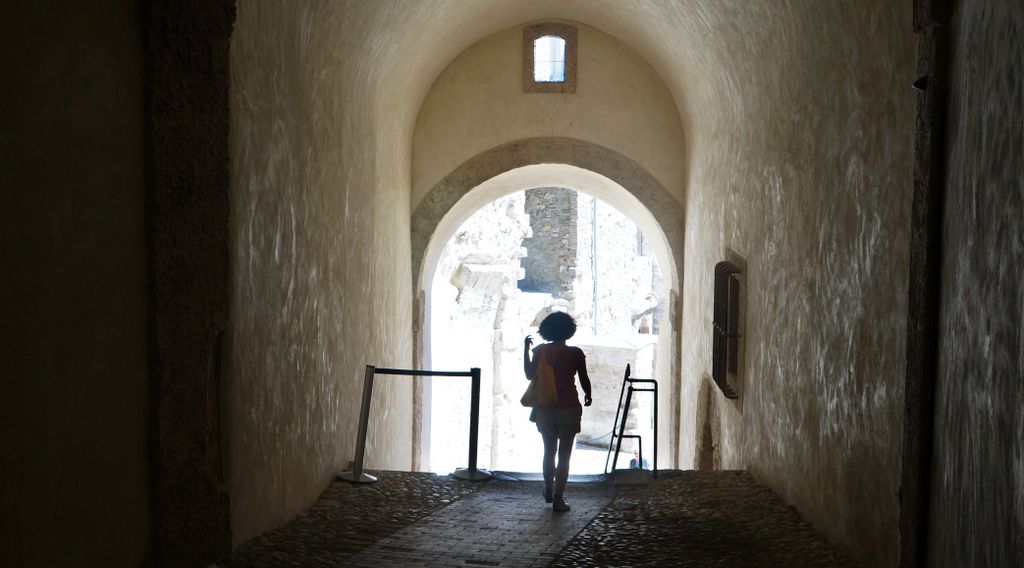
[534,35,566,82]
[523,23,577,94]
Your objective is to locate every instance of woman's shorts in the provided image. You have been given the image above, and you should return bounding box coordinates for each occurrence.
[532,406,583,435]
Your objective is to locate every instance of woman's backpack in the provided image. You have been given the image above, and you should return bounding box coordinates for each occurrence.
[521,346,564,407]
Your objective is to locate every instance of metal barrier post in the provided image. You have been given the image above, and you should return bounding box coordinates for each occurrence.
[605,366,659,480]
[336,366,378,483]
[454,367,491,480]
[612,387,634,471]
[653,382,659,478]
[338,365,491,484]
[604,364,631,473]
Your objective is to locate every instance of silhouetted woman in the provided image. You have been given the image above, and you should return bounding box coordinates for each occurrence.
[523,312,593,512]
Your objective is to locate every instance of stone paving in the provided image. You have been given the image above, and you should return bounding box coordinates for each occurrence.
[346,479,614,567]
[554,470,854,567]
[219,470,854,567]
[219,472,483,567]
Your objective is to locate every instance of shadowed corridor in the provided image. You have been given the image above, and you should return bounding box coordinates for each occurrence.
[3,1,1022,567]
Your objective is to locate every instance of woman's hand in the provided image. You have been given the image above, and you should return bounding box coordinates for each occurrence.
[584,394,593,407]
[523,335,535,379]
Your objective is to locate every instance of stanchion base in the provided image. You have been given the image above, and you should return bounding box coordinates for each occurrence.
[452,468,493,481]
[336,471,378,484]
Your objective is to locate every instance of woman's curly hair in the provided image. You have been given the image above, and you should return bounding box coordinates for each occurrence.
[538,311,578,342]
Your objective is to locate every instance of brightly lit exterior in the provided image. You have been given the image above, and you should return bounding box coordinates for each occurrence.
[533,35,566,82]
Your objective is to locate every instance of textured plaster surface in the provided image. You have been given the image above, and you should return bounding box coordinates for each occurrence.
[412,22,686,209]
[929,1,1024,565]
[406,18,915,559]
[229,3,414,546]
[0,1,150,565]
[674,4,916,567]
[227,2,916,565]
[2,1,951,565]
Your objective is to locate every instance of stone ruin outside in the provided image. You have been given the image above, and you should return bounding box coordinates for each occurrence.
[428,188,666,474]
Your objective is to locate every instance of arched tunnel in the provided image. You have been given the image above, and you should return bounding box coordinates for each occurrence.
[3,1,1022,566]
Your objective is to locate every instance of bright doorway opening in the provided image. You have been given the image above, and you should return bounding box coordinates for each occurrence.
[427,187,667,474]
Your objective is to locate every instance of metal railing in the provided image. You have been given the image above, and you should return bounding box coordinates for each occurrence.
[337,365,492,484]
[604,364,659,477]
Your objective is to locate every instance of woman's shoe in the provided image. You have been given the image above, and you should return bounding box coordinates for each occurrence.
[543,487,553,503]
[552,495,571,512]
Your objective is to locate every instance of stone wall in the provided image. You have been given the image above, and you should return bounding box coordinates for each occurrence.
[520,188,577,297]
[225,3,923,564]
[928,0,1024,565]
[677,4,916,566]
[229,2,415,546]
[146,1,235,562]
[411,22,687,209]
[575,195,663,337]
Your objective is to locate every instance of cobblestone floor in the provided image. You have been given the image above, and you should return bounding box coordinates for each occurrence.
[346,479,614,567]
[219,470,854,567]
[219,472,483,567]
[554,471,854,567]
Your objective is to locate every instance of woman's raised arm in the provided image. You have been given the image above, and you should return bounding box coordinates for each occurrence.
[523,335,536,379]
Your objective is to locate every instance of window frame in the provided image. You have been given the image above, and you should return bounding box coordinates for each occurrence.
[712,258,744,399]
[522,23,577,94]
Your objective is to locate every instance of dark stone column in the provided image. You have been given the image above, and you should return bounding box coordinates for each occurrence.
[144,1,236,565]
[899,1,952,566]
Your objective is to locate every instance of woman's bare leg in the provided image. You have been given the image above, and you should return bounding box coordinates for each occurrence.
[541,430,558,496]
[553,432,576,496]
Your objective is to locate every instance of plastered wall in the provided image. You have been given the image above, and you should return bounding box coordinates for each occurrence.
[384,2,919,564]
[229,3,414,545]
[227,2,920,565]
[929,1,1024,565]
[412,23,686,208]
[407,4,916,564]
[0,1,150,565]
[675,5,916,567]
[1,1,968,565]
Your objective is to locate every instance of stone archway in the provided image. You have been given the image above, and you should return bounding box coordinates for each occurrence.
[412,137,684,289]
[411,137,685,471]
